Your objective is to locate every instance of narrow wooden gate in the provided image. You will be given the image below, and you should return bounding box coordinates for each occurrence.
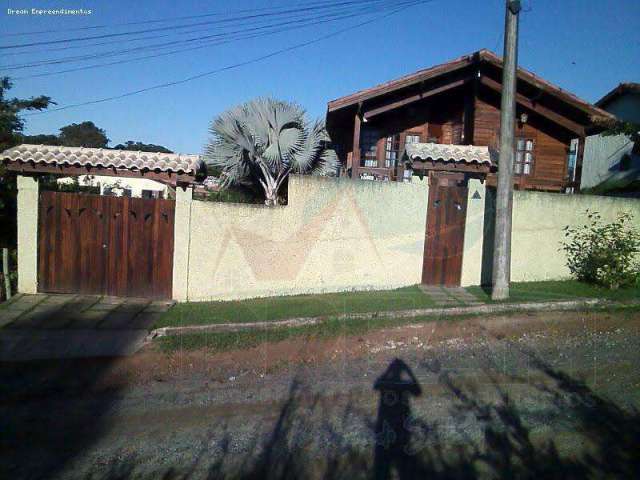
[38,191,175,299]
[422,173,469,286]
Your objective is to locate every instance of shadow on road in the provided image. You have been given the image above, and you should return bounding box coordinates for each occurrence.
[74,350,640,479]
[372,358,422,480]
[0,357,129,479]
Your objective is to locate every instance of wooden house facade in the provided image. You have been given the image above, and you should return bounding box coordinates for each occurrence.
[326,50,613,192]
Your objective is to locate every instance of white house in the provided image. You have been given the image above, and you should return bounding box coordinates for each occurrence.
[581,83,639,194]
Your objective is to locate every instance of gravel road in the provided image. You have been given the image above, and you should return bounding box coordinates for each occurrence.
[2,308,639,479]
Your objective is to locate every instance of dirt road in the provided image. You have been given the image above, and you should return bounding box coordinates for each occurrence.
[2,308,640,479]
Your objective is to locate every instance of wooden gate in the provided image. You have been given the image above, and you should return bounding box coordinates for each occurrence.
[422,173,469,286]
[38,191,175,299]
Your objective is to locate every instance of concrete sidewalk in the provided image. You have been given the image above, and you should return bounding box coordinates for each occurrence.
[0,294,173,361]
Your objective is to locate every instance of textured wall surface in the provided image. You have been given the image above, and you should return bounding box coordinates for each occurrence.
[172,186,193,301]
[510,191,640,282]
[16,175,39,294]
[460,179,486,287]
[183,175,429,301]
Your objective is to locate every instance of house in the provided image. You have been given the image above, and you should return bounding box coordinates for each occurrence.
[57,174,170,198]
[326,49,613,192]
[580,83,640,195]
[595,83,640,124]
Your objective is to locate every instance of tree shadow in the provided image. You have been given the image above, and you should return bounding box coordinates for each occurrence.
[0,296,149,479]
[73,350,640,479]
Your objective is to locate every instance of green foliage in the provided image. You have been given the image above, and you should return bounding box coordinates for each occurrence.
[203,187,262,204]
[113,141,173,153]
[601,119,640,145]
[561,210,640,289]
[58,121,109,148]
[19,134,61,145]
[204,97,338,206]
[0,77,53,247]
[0,77,53,152]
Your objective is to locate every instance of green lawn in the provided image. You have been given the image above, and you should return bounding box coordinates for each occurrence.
[155,285,438,328]
[156,304,640,353]
[156,313,463,353]
[155,281,640,329]
[466,280,640,304]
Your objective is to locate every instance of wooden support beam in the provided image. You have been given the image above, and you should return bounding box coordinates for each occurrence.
[351,109,362,177]
[363,79,468,120]
[4,161,195,186]
[410,160,491,174]
[479,76,585,136]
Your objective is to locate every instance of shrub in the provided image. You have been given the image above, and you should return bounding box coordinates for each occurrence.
[561,210,640,289]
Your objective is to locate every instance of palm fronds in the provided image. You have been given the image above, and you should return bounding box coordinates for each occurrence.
[204,97,338,205]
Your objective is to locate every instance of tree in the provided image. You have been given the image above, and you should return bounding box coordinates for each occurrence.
[0,77,52,151]
[19,134,61,145]
[113,141,173,153]
[58,121,109,148]
[0,77,53,247]
[204,98,338,206]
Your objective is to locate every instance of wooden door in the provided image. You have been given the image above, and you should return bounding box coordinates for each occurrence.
[421,174,469,286]
[38,191,175,299]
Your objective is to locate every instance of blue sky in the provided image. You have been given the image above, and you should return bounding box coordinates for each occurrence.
[1,0,639,153]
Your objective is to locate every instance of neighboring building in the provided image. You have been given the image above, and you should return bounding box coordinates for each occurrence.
[581,83,640,194]
[57,175,169,198]
[326,49,613,192]
[595,83,640,124]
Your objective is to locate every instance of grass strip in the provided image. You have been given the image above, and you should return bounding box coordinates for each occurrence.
[155,304,640,354]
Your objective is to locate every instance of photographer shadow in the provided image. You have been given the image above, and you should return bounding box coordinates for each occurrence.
[372,358,423,480]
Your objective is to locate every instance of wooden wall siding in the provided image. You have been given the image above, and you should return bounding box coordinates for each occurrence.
[422,174,468,286]
[38,191,175,299]
[349,96,466,178]
[473,92,572,189]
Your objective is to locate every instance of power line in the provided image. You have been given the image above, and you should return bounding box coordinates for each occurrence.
[0,0,386,49]
[3,1,398,70]
[15,3,414,80]
[25,1,427,115]
[0,0,370,37]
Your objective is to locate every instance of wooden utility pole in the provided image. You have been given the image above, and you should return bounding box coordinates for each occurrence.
[2,248,11,301]
[492,0,521,300]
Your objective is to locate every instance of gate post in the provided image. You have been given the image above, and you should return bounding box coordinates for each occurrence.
[17,175,39,294]
[460,178,486,287]
[172,186,193,301]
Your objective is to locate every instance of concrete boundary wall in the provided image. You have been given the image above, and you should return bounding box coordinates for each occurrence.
[509,191,640,282]
[176,175,430,302]
[14,173,640,301]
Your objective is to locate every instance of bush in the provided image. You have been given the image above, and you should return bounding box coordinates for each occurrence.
[561,210,640,289]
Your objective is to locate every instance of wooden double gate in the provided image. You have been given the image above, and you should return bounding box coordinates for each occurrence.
[38,191,175,299]
[422,173,469,287]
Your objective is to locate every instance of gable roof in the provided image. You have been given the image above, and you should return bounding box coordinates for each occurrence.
[405,143,494,167]
[327,49,613,121]
[596,82,640,109]
[2,144,203,174]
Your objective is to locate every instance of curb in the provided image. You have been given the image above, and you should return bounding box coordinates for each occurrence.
[146,298,640,341]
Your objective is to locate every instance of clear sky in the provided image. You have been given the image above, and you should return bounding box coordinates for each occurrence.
[1,0,639,153]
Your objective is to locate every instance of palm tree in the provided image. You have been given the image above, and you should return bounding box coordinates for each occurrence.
[204,98,338,206]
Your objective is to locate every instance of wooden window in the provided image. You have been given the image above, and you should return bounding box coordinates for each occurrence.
[384,134,400,168]
[405,133,421,146]
[515,138,534,175]
[360,127,379,167]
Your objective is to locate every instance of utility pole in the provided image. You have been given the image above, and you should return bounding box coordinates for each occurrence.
[492,0,521,300]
